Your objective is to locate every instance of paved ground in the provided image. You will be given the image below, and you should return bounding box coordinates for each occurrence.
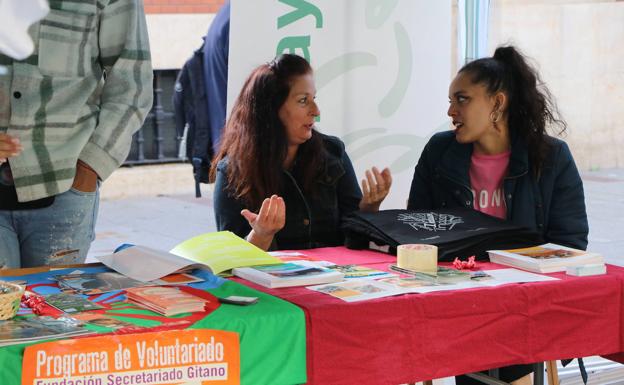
[89,168,624,266]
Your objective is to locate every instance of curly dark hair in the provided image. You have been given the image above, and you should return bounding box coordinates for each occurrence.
[459,45,567,176]
[209,54,324,209]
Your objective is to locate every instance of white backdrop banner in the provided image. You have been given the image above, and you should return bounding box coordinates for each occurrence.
[228,0,451,208]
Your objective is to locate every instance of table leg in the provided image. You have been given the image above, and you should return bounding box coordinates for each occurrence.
[533,362,544,385]
[545,361,559,385]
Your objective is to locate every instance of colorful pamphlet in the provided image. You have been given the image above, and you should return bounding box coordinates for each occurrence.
[44,293,104,313]
[307,280,406,302]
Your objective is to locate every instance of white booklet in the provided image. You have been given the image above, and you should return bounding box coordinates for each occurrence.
[96,231,281,282]
[232,261,345,288]
[488,243,604,273]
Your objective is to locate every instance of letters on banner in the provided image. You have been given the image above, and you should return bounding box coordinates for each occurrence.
[22,329,240,385]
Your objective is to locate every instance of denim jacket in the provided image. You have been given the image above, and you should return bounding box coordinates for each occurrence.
[407,131,588,250]
[214,134,362,250]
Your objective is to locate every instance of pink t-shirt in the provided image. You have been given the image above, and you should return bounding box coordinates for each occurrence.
[469,151,511,219]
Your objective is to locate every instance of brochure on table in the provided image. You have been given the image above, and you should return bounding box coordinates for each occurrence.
[308,268,559,302]
[232,261,346,288]
[96,231,281,282]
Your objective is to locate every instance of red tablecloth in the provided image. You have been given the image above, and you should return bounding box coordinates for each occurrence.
[234,247,624,385]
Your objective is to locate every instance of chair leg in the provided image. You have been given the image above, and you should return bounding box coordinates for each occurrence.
[545,361,559,385]
[533,362,544,385]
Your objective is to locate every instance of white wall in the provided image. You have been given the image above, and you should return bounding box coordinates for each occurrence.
[146,13,215,70]
[489,0,624,170]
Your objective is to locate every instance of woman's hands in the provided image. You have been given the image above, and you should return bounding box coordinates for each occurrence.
[241,195,286,250]
[359,167,392,212]
[0,133,22,164]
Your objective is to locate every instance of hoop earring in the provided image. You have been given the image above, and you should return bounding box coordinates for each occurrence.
[489,110,502,123]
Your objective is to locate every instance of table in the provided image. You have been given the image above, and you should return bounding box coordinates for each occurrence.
[234,247,624,385]
[0,265,307,385]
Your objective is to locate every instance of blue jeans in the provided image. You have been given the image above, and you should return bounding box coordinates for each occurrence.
[0,186,100,268]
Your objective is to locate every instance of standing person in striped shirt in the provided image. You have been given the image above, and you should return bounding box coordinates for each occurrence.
[0,0,153,268]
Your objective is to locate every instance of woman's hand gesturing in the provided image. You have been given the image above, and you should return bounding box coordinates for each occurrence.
[359,167,392,212]
[241,195,286,250]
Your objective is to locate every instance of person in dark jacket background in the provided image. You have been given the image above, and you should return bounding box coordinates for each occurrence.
[211,54,392,251]
[173,41,212,192]
[173,0,230,196]
[408,45,588,385]
[203,0,230,155]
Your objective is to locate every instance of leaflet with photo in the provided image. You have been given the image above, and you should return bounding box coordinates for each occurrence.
[44,293,104,313]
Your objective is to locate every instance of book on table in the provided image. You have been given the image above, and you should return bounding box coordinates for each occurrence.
[96,231,282,282]
[487,243,604,273]
[232,261,345,288]
[125,286,208,317]
[268,252,395,280]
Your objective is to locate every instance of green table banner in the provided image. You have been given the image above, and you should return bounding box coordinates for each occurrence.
[0,267,306,385]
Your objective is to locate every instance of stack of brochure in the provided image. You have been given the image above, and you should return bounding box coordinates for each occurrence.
[487,243,604,273]
[232,261,345,288]
[125,286,208,316]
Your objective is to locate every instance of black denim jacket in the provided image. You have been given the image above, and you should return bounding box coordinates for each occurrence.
[214,134,362,250]
[407,131,588,250]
